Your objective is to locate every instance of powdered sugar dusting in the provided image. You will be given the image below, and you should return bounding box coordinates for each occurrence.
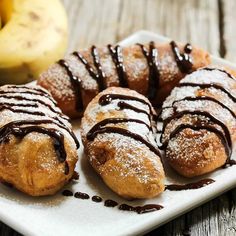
[0,84,77,149]
[160,68,236,171]
[82,87,162,185]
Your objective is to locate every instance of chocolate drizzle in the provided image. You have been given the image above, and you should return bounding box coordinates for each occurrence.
[74,192,90,199]
[171,96,236,120]
[99,94,153,114]
[56,41,195,112]
[87,93,160,156]
[201,67,235,80]
[165,178,215,191]
[107,44,128,87]
[92,195,103,202]
[104,199,118,207]
[0,85,80,175]
[62,190,73,196]
[73,48,106,91]
[87,126,160,156]
[177,82,236,103]
[138,41,160,100]
[0,94,68,120]
[119,204,163,214]
[170,41,193,73]
[160,71,236,163]
[160,110,232,159]
[117,101,152,122]
[58,59,83,111]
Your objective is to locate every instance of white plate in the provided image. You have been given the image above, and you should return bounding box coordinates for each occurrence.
[1,31,236,236]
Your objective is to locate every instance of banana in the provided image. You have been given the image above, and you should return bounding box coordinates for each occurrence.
[0,0,68,85]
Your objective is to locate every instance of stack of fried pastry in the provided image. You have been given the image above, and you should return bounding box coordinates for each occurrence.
[38,41,210,118]
[0,84,79,196]
[159,68,236,177]
[81,87,164,199]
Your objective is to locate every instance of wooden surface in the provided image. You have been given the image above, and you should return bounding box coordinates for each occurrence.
[1,0,236,235]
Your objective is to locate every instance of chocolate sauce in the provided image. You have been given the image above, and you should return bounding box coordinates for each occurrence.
[2,102,38,108]
[177,82,236,103]
[92,196,103,202]
[0,88,49,98]
[138,42,160,100]
[171,96,236,120]
[58,59,83,111]
[201,67,235,80]
[7,85,51,96]
[0,94,67,119]
[99,94,153,114]
[104,199,118,207]
[91,45,106,90]
[117,101,151,121]
[165,178,215,191]
[223,159,236,168]
[0,120,75,174]
[73,49,106,91]
[0,104,46,117]
[107,44,128,87]
[62,190,73,196]
[87,118,151,135]
[0,122,66,160]
[74,191,90,199]
[170,41,193,73]
[87,126,160,156]
[72,171,80,180]
[160,110,232,159]
[119,203,163,214]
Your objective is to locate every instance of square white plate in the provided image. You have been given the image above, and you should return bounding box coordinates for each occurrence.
[1,30,236,236]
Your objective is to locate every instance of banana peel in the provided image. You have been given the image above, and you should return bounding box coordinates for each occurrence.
[0,0,68,85]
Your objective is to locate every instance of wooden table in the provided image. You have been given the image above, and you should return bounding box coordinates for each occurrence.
[1,0,236,235]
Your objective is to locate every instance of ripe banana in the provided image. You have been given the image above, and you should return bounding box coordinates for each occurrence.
[0,0,68,85]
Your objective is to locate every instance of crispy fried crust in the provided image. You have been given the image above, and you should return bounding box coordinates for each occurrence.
[160,68,236,177]
[81,87,165,199]
[38,42,210,118]
[0,85,78,196]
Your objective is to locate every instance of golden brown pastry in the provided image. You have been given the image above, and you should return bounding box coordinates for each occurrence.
[0,84,79,196]
[159,67,236,177]
[37,41,210,118]
[81,87,165,199]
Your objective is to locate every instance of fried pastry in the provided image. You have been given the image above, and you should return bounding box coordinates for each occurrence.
[81,87,164,199]
[0,84,79,196]
[38,41,210,118]
[159,68,236,177]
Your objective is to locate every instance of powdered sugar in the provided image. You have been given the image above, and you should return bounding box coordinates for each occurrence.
[0,84,76,149]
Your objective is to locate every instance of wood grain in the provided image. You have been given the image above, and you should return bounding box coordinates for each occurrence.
[1,0,236,235]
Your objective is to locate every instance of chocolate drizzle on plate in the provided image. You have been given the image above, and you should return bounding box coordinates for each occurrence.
[92,196,103,202]
[165,178,215,191]
[74,192,90,199]
[104,199,118,207]
[62,190,73,196]
[119,204,163,214]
